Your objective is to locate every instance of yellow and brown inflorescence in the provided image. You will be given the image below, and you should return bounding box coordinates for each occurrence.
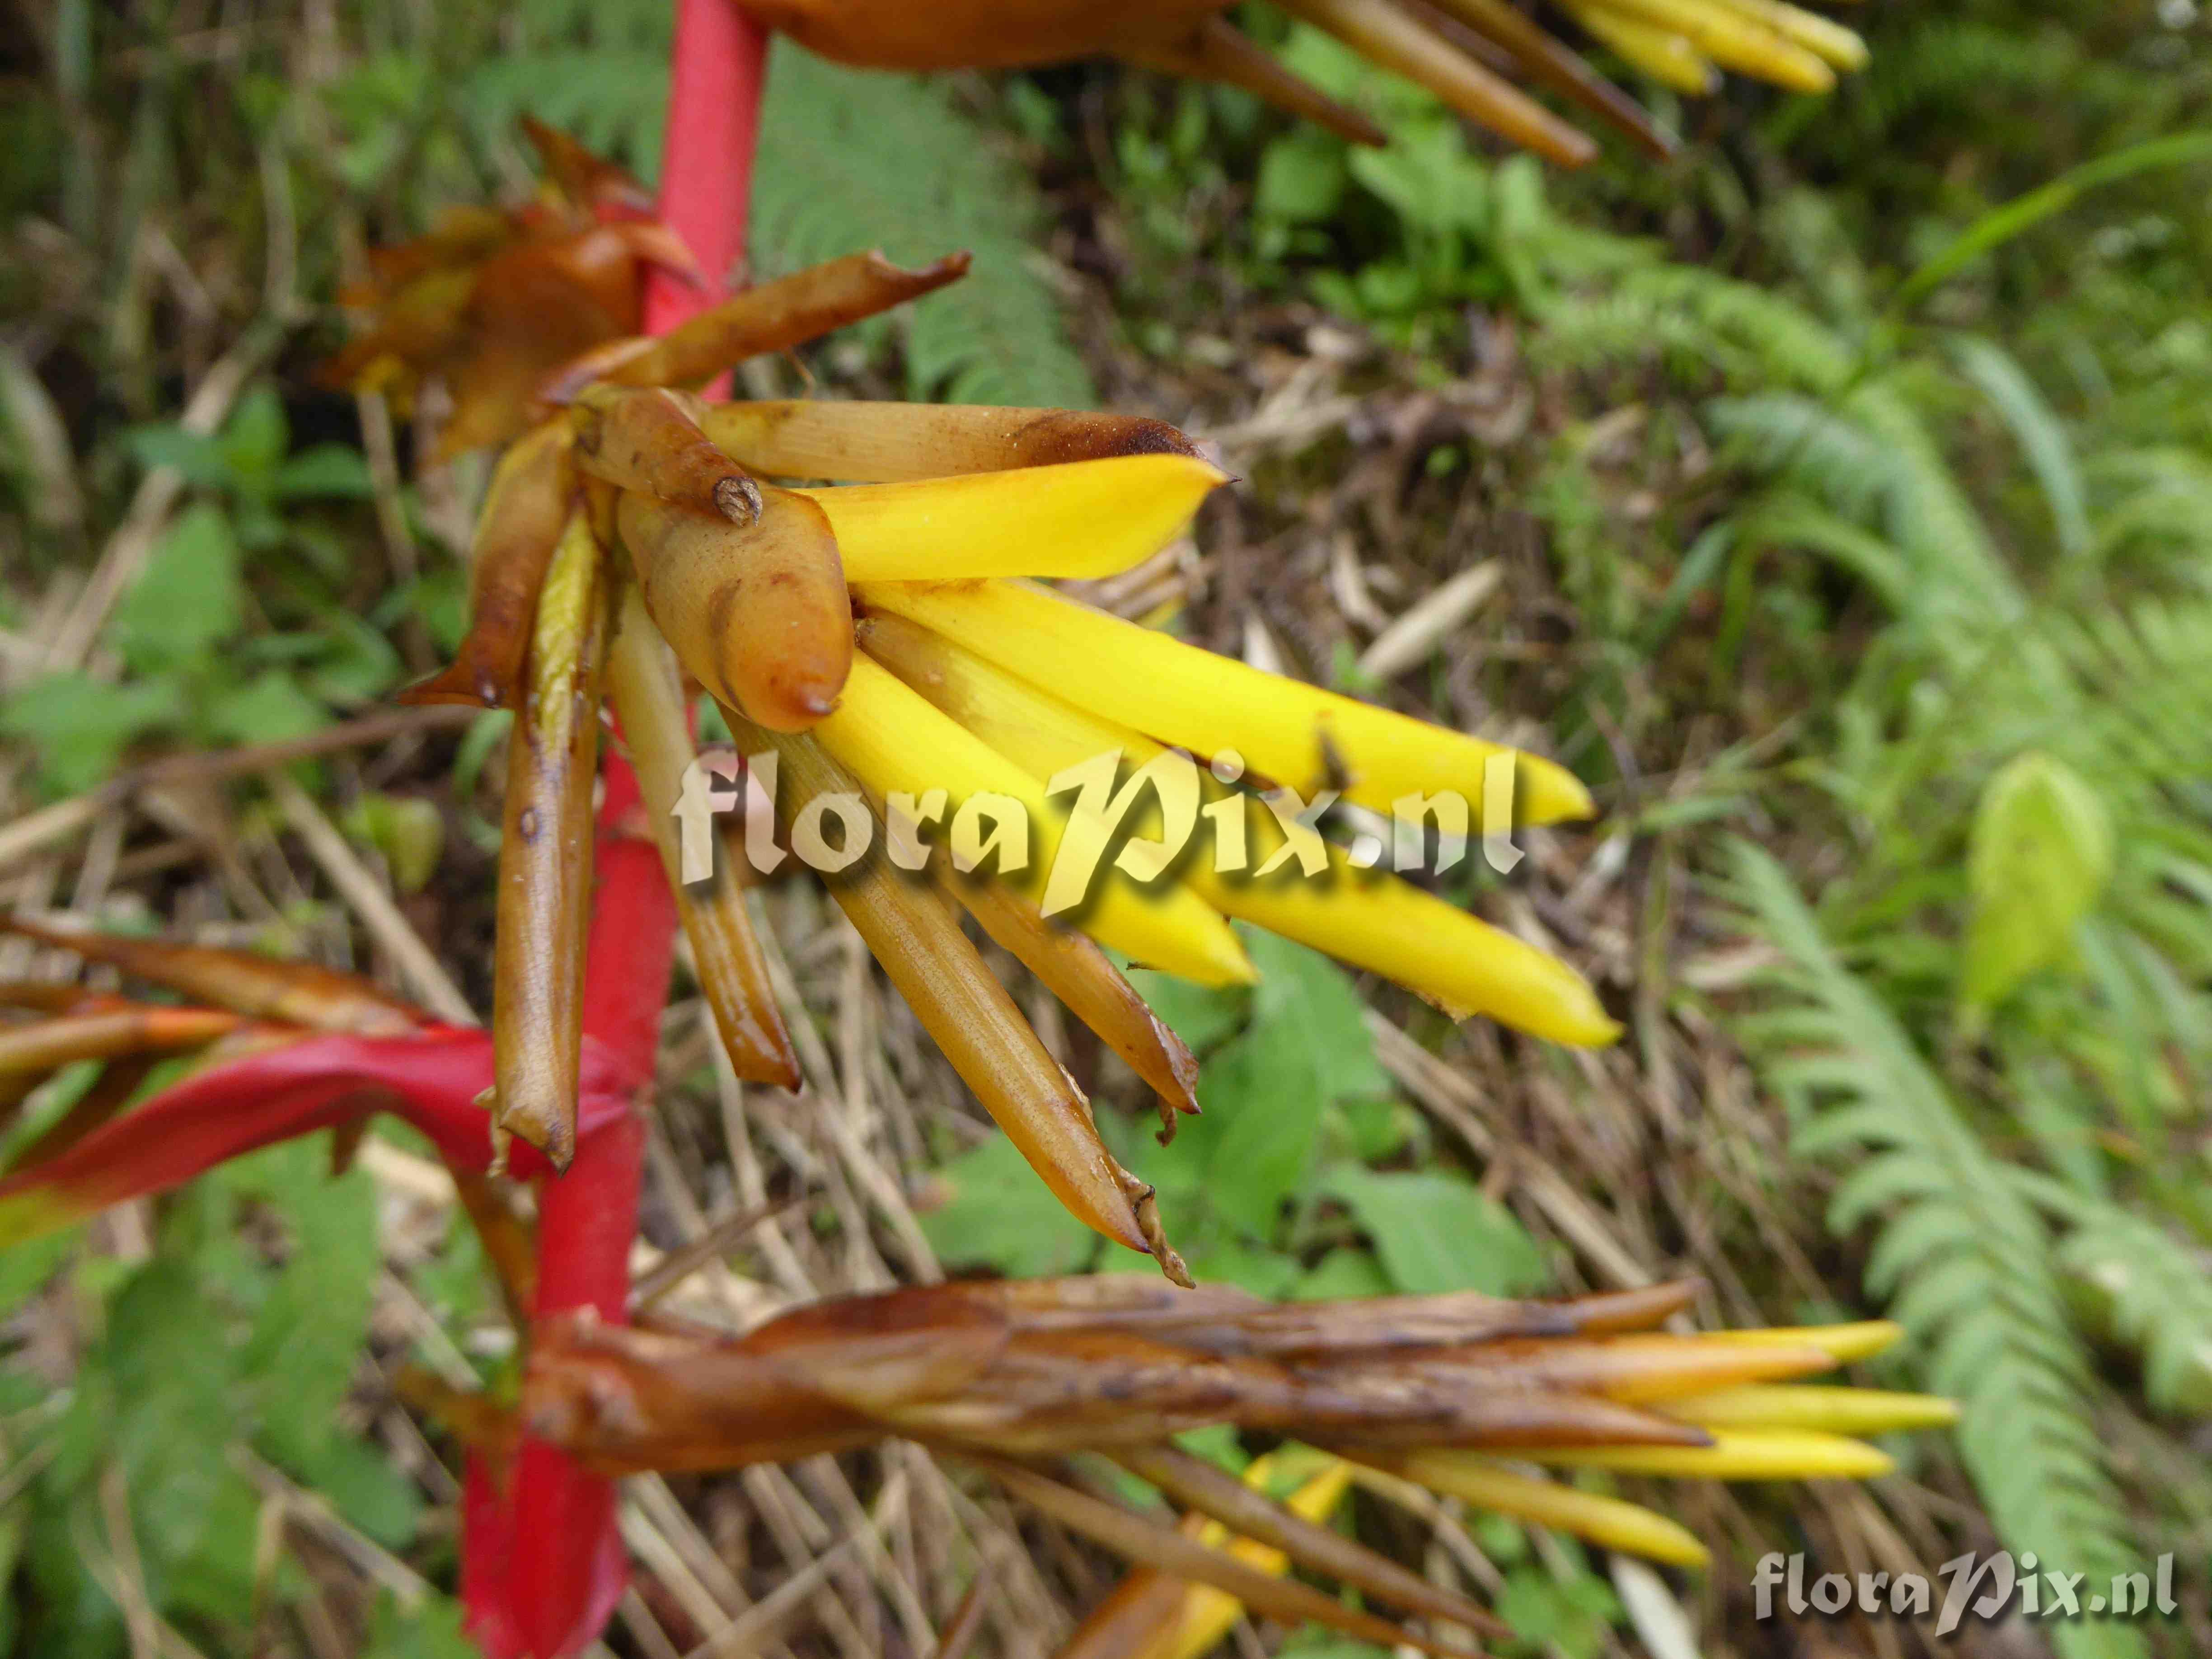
[323,127,1631,1281]
[504,1275,1952,1656]
[747,0,1868,167]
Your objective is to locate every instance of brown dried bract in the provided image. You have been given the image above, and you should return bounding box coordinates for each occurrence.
[551,252,972,402]
[0,914,418,1035]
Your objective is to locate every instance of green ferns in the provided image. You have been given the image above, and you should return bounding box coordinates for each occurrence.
[1729,844,2150,1659]
[754,52,1096,407]
[1539,167,2212,1640]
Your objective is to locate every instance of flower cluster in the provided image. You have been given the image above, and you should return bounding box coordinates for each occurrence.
[316,127,1623,1278]
[750,0,1867,167]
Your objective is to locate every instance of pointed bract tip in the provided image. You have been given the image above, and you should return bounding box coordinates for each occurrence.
[713,475,764,526]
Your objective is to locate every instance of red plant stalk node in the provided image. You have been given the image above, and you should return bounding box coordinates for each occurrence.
[463,5,769,1653]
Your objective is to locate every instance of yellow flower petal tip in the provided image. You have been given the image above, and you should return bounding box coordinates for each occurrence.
[805,454,1228,583]
[1535,1429,1897,1481]
[1707,1320,1904,1364]
[859,578,1593,827]
[1520,755,1598,824]
[1383,1452,1711,1568]
[1664,1385,1960,1436]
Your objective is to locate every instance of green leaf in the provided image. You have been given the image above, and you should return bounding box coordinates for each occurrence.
[287,1434,422,1548]
[217,1140,380,1456]
[1142,932,1389,1239]
[56,1260,262,1635]
[272,443,376,500]
[344,794,445,894]
[1320,1167,1547,1297]
[1189,1024,1331,1237]
[108,503,243,671]
[0,671,178,794]
[1121,967,1247,1055]
[1275,1636,1392,1659]
[1292,1247,1393,1301]
[216,384,290,483]
[1961,752,2114,1014]
[1496,1565,1622,1659]
[122,423,232,489]
[303,611,405,703]
[207,670,328,747]
[919,1134,1097,1277]
[1346,122,1487,240]
[361,1589,479,1659]
[1246,930,1391,1106]
[1255,129,1347,225]
[0,1227,81,1322]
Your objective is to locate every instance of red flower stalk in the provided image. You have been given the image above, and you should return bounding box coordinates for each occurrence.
[467,7,769,1651]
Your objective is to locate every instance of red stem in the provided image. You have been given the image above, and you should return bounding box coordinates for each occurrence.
[468,6,769,1653]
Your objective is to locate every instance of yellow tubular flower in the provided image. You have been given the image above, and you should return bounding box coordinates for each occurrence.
[857,579,1597,825]
[860,614,1620,1045]
[1701,0,1869,69]
[1366,1450,1711,1568]
[1278,0,1599,166]
[1707,1320,1904,1364]
[1141,1457,1357,1659]
[795,455,1229,582]
[1561,2,1720,94]
[1582,0,1834,90]
[1532,1427,1896,1480]
[809,654,1257,987]
[1660,1385,1960,1435]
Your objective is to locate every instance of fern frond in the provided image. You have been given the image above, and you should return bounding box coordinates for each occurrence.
[1537,264,1856,393]
[2020,1176,2212,1419]
[754,51,1095,408]
[1726,841,2151,1659]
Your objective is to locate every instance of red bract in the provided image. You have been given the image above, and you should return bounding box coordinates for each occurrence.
[0,1025,633,1229]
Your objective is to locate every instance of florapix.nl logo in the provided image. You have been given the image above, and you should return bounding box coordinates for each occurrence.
[1754,1550,2181,1638]
[669,744,1528,909]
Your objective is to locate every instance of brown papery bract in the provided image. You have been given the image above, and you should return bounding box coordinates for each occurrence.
[519,113,658,217]
[1110,1443,1510,1639]
[1280,0,1598,166]
[569,384,763,525]
[1424,0,1675,157]
[616,488,851,731]
[547,251,973,403]
[602,580,801,1088]
[699,400,1204,484]
[431,234,646,459]
[401,418,577,709]
[1397,1333,1839,1403]
[1117,15,1388,147]
[0,915,417,1035]
[740,0,1228,70]
[939,872,1200,1137]
[970,1457,1482,1659]
[0,1005,244,1075]
[722,719,1156,1260]
[490,514,608,1171]
[528,1279,1706,1458]
[508,1281,1715,1476]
